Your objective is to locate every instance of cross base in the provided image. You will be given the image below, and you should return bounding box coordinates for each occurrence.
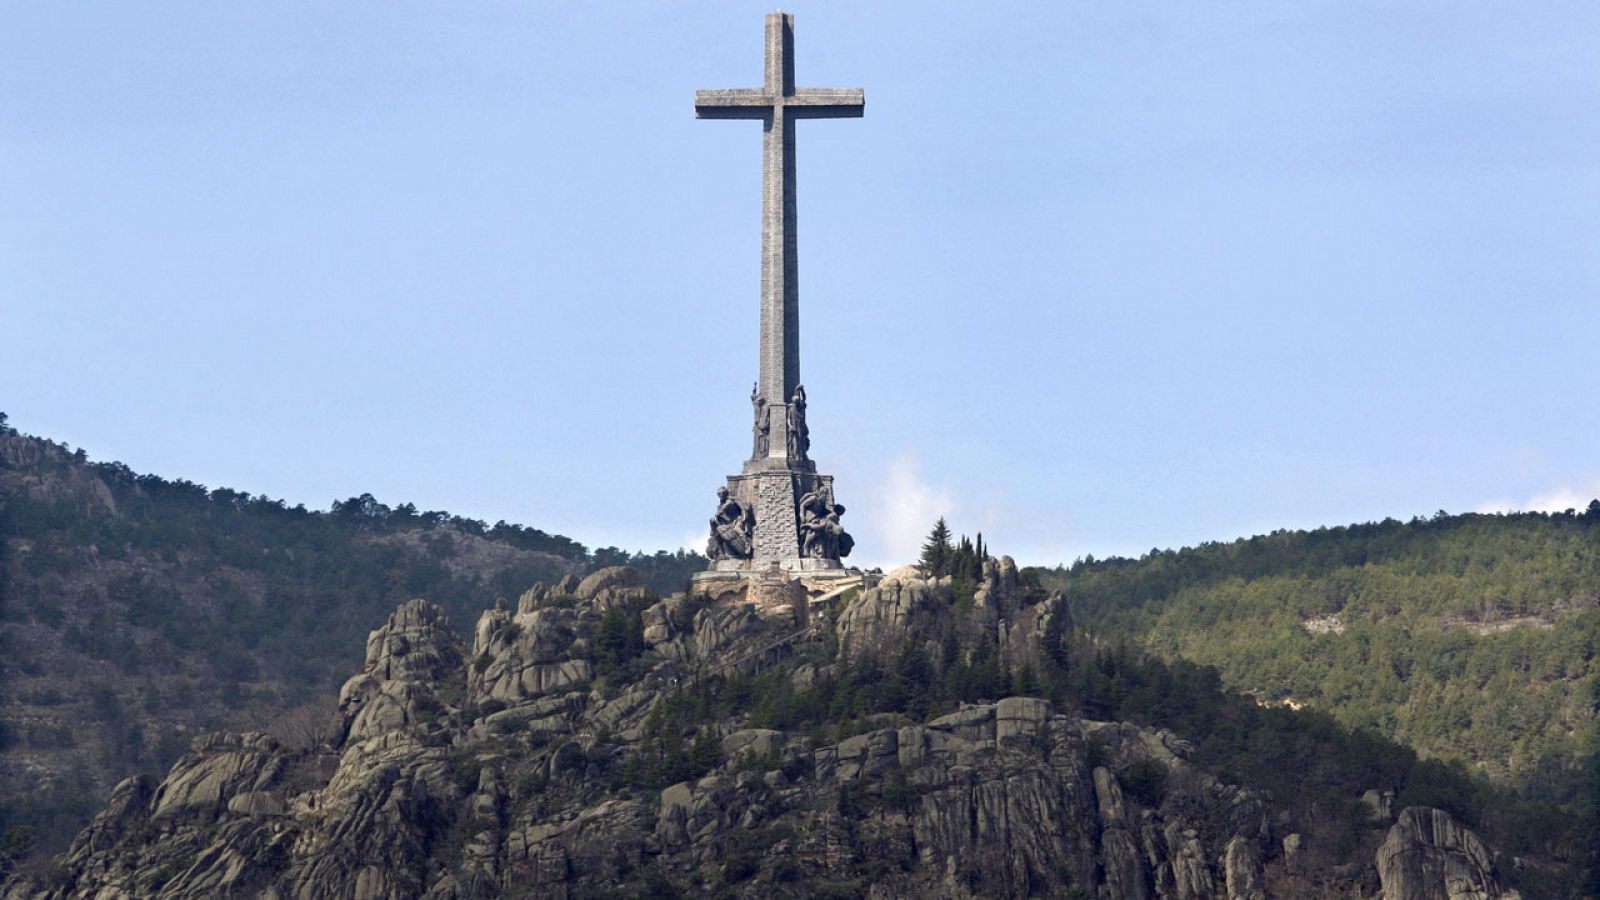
[700,452,856,577]
[690,566,862,612]
[703,556,851,574]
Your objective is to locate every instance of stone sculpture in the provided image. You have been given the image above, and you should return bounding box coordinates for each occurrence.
[750,383,769,459]
[787,384,809,460]
[706,487,754,560]
[798,483,853,560]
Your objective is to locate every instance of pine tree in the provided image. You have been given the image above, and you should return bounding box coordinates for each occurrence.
[920,517,953,576]
[1012,662,1042,698]
[950,535,975,581]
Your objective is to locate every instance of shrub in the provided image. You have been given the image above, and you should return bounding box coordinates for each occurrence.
[1120,758,1169,807]
[722,852,759,883]
[448,753,484,793]
[0,825,38,860]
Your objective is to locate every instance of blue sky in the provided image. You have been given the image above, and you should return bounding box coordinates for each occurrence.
[3,3,1597,567]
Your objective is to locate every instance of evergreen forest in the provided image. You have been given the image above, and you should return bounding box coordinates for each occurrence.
[1032,511,1600,810]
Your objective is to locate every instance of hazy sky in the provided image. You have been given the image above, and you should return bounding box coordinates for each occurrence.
[4,3,1597,567]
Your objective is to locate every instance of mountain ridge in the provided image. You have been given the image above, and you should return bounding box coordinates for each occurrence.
[0,420,703,854]
[3,554,1581,897]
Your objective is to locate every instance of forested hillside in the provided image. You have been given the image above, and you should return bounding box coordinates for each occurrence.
[0,417,705,852]
[8,543,1594,896]
[7,409,1597,891]
[1039,511,1600,805]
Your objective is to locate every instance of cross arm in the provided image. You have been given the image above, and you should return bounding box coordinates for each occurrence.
[787,88,865,119]
[695,89,772,119]
[695,87,865,120]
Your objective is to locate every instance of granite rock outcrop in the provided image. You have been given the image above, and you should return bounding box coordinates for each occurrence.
[1,565,1544,899]
[1375,807,1518,900]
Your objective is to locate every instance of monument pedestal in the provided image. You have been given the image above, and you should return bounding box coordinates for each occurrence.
[695,458,859,584]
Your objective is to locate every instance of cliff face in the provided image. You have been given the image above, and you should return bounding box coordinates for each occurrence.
[2,564,1534,899]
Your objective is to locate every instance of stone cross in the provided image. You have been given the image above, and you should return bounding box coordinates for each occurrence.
[694,14,861,579]
[695,13,863,412]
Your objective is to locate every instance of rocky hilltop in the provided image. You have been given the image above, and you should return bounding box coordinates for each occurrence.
[0,425,702,853]
[2,559,1541,898]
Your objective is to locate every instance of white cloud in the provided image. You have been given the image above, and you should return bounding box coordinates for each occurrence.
[1478,477,1600,515]
[865,453,957,569]
[680,529,709,556]
[1526,482,1600,513]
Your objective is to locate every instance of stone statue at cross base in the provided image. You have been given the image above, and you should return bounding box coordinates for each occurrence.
[786,384,810,460]
[750,383,769,458]
[706,487,754,560]
[798,483,853,560]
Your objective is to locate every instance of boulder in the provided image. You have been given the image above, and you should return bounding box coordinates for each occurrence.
[929,704,994,738]
[472,767,505,824]
[63,775,154,859]
[359,598,463,683]
[692,603,763,661]
[1093,766,1129,827]
[1224,836,1266,900]
[995,696,1052,740]
[338,600,465,744]
[1164,823,1216,899]
[1375,806,1515,900]
[833,729,899,780]
[473,606,511,656]
[471,606,595,704]
[1283,832,1304,873]
[227,791,286,817]
[880,564,925,583]
[150,732,285,821]
[641,599,676,647]
[722,728,785,759]
[575,566,647,604]
[1364,787,1397,823]
[516,583,549,614]
[836,577,949,660]
[972,555,1021,611]
[1101,827,1151,900]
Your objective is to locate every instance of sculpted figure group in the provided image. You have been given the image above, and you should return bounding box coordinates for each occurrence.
[747,383,811,463]
[706,486,753,560]
[706,480,853,563]
[798,482,853,560]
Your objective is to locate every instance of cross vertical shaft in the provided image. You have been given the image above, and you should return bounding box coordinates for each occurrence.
[695,13,864,429]
[763,14,799,409]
